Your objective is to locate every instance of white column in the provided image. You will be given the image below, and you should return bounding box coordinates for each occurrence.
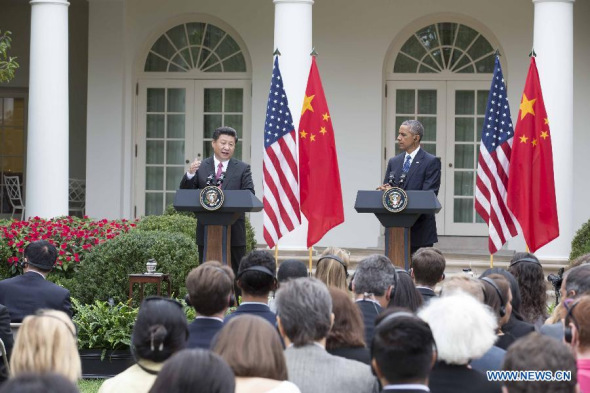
[533,0,574,260]
[26,0,70,218]
[272,0,313,250]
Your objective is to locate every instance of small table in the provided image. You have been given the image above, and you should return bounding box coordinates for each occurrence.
[128,273,172,302]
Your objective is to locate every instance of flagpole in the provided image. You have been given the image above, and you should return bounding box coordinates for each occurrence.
[308,247,313,276]
[490,254,493,268]
[274,244,279,267]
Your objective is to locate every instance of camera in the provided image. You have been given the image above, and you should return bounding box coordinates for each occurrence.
[547,267,565,305]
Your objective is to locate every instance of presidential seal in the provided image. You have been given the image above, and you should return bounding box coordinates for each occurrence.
[200,186,225,211]
[382,187,408,213]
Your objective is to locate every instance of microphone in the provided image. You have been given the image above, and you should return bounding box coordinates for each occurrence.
[399,173,407,187]
[388,172,396,187]
[216,172,226,187]
[205,173,215,186]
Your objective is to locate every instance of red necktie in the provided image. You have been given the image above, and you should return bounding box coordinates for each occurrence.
[216,162,223,179]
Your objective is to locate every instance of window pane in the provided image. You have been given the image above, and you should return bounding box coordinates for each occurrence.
[418,90,437,114]
[455,24,478,51]
[0,127,24,155]
[167,115,185,138]
[179,49,193,69]
[454,198,474,223]
[454,172,474,196]
[422,143,436,156]
[455,118,474,142]
[167,89,185,112]
[467,35,494,61]
[457,64,475,73]
[395,117,407,132]
[394,54,418,73]
[400,35,426,60]
[202,55,221,71]
[438,23,457,46]
[166,141,185,165]
[147,89,165,112]
[418,64,437,73]
[452,54,471,72]
[224,115,243,137]
[216,35,241,59]
[204,89,222,112]
[198,48,213,68]
[147,114,164,138]
[455,145,475,169]
[3,99,24,127]
[151,35,176,59]
[145,193,163,216]
[146,167,163,190]
[165,192,176,210]
[421,55,440,72]
[203,24,226,50]
[166,25,188,50]
[204,115,222,138]
[477,90,489,115]
[168,63,185,72]
[396,90,415,114]
[234,143,242,160]
[416,25,439,51]
[475,54,495,73]
[222,54,246,72]
[456,91,475,115]
[417,117,436,142]
[166,167,184,190]
[145,53,168,72]
[430,49,444,69]
[225,89,243,112]
[203,142,213,159]
[476,118,484,141]
[186,23,206,46]
[146,141,164,164]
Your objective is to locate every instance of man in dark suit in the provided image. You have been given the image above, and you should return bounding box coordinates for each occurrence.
[371,312,436,393]
[379,120,441,254]
[179,126,254,277]
[0,303,14,383]
[410,247,445,304]
[0,240,71,323]
[185,261,234,350]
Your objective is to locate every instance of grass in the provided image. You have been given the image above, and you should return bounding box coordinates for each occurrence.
[79,379,103,393]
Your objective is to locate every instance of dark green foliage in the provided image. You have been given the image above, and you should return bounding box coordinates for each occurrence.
[70,231,198,306]
[570,218,590,262]
[135,214,196,242]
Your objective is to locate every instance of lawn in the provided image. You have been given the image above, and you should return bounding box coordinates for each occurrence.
[79,379,103,393]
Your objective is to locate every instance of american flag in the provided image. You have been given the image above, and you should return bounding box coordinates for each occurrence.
[475,56,520,254]
[262,57,301,248]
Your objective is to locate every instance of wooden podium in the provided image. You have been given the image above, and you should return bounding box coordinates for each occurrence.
[354,190,441,270]
[173,189,263,264]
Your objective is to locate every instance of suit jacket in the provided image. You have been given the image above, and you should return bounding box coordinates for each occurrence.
[179,157,255,246]
[285,344,379,393]
[429,361,501,393]
[383,148,441,247]
[224,303,276,326]
[356,300,383,346]
[470,345,506,373]
[0,272,71,323]
[502,314,535,340]
[186,317,224,350]
[416,287,437,304]
[328,346,372,365]
[0,304,13,383]
[540,322,563,341]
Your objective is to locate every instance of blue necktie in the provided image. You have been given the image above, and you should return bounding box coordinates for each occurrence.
[402,155,412,173]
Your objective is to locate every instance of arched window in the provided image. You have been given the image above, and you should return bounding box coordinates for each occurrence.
[144,22,247,73]
[394,22,495,74]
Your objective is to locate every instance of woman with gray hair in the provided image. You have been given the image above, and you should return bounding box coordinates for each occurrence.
[276,278,378,393]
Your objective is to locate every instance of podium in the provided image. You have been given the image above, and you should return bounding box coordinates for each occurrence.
[174,189,263,264]
[354,190,441,270]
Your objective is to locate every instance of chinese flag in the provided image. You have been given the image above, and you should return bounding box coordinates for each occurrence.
[507,57,559,252]
[298,57,344,247]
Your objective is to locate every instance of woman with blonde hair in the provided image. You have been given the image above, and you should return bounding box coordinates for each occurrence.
[10,309,81,383]
[315,247,350,291]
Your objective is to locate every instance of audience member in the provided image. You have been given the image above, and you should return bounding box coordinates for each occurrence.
[0,240,71,322]
[410,247,445,303]
[502,332,577,393]
[276,278,379,393]
[480,274,516,350]
[371,311,435,392]
[388,269,423,312]
[277,260,308,283]
[352,255,397,345]
[315,247,350,291]
[418,293,501,393]
[508,252,547,327]
[213,315,300,393]
[327,288,370,365]
[149,349,235,393]
[563,295,590,392]
[185,261,234,349]
[0,304,13,383]
[10,310,80,383]
[99,297,188,393]
[0,373,79,393]
[480,268,535,340]
[226,251,277,326]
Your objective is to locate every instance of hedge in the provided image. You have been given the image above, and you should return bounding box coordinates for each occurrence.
[570,218,590,261]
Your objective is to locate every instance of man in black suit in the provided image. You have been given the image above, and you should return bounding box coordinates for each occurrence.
[179,126,254,277]
[379,120,441,254]
[371,312,436,393]
[0,303,14,383]
[0,240,71,323]
[410,247,445,304]
[185,261,234,350]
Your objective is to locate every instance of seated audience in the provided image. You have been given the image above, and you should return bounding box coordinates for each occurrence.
[563,295,590,393]
[410,247,445,303]
[508,252,547,327]
[149,349,235,393]
[213,315,300,393]
[327,288,370,365]
[99,296,188,393]
[502,332,577,393]
[315,247,350,291]
[0,240,71,322]
[185,261,234,349]
[418,293,501,393]
[480,274,516,350]
[0,304,13,383]
[225,251,277,326]
[371,311,436,392]
[480,268,535,340]
[10,310,80,383]
[352,255,397,345]
[388,269,423,312]
[276,278,379,393]
[0,373,79,393]
[277,260,308,283]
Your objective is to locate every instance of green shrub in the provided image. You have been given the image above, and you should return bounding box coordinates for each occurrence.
[135,214,196,242]
[570,218,590,262]
[70,231,198,305]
